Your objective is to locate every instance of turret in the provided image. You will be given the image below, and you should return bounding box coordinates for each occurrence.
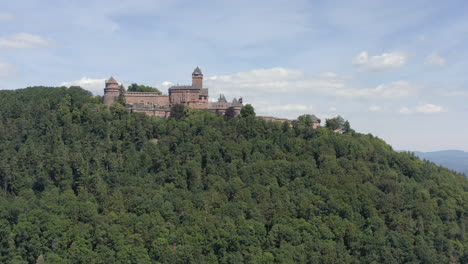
[192,67,203,89]
[103,76,121,105]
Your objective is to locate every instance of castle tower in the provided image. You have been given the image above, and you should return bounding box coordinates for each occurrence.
[192,67,203,89]
[103,76,121,105]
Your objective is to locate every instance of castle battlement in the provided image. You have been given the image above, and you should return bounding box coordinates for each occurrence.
[125,92,165,96]
[103,67,243,118]
[103,67,321,127]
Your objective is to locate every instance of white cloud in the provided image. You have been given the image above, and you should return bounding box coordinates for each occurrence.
[352,51,407,71]
[369,105,382,112]
[399,107,412,114]
[416,104,447,113]
[253,102,316,118]
[205,67,308,96]
[208,67,304,83]
[0,12,15,21]
[158,81,175,91]
[205,67,418,100]
[161,81,174,87]
[425,52,446,66]
[0,33,55,49]
[369,81,419,98]
[61,77,106,95]
[399,104,447,114]
[316,80,419,99]
[0,62,20,79]
[319,72,339,79]
[261,104,314,112]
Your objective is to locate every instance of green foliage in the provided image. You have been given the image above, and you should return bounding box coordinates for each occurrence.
[297,114,314,127]
[170,104,186,120]
[0,86,467,263]
[224,107,236,121]
[127,83,162,94]
[326,116,353,133]
[117,85,126,106]
[240,104,255,119]
[325,115,345,130]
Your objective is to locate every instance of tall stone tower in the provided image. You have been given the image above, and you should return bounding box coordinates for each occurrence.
[103,76,120,105]
[192,67,203,89]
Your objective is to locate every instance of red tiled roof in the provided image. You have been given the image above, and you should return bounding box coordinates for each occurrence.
[192,67,203,75]
[107,76,118,84]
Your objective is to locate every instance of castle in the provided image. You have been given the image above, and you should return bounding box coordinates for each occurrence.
[103,67,243,117]
[103,66,321,128]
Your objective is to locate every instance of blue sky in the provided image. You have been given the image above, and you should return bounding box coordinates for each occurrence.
[1,0,468,151]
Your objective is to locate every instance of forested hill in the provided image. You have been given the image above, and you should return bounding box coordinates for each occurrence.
[0,86,467,264]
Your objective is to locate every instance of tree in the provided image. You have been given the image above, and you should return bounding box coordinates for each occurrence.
[325,116,345,131]
[127,83,162,94]
[343,120,353,134]
[0,86,466,264]
[224,107,236,121]
[170,104,186,120]
[240,104,255,119]
[297,114,314,127]
[117,85,126,106]
[325,116,353,133]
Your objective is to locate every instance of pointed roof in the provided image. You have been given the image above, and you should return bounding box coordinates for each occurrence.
[311,114,321,123]
[192,67,203,75]
[218,94,227,103]
[107,76,118,84]
[231,98,242,107]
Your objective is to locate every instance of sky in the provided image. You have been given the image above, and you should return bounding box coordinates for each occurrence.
[1,0,468,152]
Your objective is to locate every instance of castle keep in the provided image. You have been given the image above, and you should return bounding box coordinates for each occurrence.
[103,67,243,117]
[103,66,321,128]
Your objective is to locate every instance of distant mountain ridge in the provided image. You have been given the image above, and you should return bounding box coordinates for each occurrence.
[411,150,468,175]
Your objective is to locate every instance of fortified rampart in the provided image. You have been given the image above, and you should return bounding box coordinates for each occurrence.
[103,67,242,118]
[103,67,320,127]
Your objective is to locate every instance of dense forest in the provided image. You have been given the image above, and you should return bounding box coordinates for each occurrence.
[0,86,466,264]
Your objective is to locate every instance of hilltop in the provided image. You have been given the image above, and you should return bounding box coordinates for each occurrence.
[0,86,467,263]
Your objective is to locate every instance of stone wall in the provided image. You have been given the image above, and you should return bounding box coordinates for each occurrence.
[258,116,291,123]
[130,108,170,118]
[103,90,120,105]
[125,92,170,107]
[258,116,321,128]
[192,76,203,89]
[169,90,200,105]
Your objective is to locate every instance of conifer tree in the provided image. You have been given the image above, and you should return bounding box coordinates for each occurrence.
[117,84,126,106]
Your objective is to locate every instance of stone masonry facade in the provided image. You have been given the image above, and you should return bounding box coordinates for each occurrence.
[103,67,243,118]
[102,66,321,127]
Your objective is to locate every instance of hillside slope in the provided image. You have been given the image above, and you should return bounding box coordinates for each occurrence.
[0,87,467,264]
